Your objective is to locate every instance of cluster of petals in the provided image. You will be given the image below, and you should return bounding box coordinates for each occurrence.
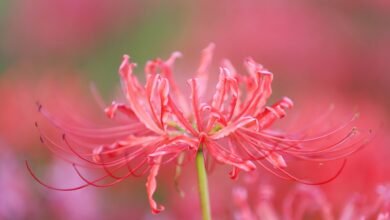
[232,183,390,220]
[29,44,370,214]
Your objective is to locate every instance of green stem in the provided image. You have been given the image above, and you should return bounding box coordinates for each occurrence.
[196,148,212,220]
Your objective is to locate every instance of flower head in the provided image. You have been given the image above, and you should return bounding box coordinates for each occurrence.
[28,44,370,213]
[232,183,390,220]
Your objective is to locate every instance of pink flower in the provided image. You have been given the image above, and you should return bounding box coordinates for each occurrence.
[232,183,390,220]
[339,184,390,220]
[28,44,370,214]
[232,184,333,220]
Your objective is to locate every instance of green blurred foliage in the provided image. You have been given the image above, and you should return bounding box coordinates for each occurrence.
[78,1,190,97]
[0,0,11,73]
[0,0,191,97]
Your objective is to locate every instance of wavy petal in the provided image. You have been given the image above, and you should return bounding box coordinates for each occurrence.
[146,156,165,214]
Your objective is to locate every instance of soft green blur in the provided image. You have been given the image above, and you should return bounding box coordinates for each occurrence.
[0,0,193,96]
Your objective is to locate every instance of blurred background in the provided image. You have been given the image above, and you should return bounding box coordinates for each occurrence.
[0,0,389,219]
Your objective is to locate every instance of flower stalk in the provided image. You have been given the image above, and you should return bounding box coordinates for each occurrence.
[196,146,212,220]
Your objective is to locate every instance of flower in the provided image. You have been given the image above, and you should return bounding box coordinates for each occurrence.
[232,183,390,220]
[27,44,370,214]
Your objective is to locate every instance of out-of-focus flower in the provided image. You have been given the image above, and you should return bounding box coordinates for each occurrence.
[233,184,334,220]
[282,185,333,220]
[0,142,38,220]
[233,185,278,220]
[28,44,370,214]
[339,184,390,220]
[232,183,390,220]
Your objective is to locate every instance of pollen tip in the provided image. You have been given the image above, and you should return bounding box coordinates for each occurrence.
[36,101,42,112]
[62,133,66,140]
[39,136,44,143]
[34,121,39,127]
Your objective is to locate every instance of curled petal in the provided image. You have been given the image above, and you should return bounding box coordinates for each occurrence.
[92,146,105,163]
[148,145,188,158]
[210,117,257,139]
[257,97,293,129]
[206,142,256,172]
[229,166,241,180]
[221,59,238,78]
[244,57,262,78]
[268,152,287,168]
[211,68,229,111]
[104,101,135,119]
[188,78,204,132]
[119,55,136,78]
[205,68,230,132]
[145,74,163,128]
[195,43,215,97]
[167,97,198,136]
[120,56,164,134]
[161,51,191,116]
[234,69,273,120]
[146,156,165,214]
[158,78,170,128]
[165,51,182,67]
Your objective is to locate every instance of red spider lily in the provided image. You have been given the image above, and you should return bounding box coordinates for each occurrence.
[27,44,370,214]
[232,184,334,220]
[232,183,390,220]
[232,186,276,220]
[339,184,390,220]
